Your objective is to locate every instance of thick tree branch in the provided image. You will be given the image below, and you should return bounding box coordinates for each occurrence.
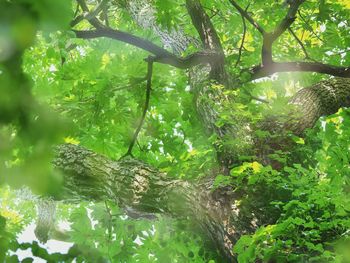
[185,0,223,51]
[288,77,350,134]
[257,77,350,167]
[73,29,173,58]
[110,76,147,93]
[249,61,350,80]
[50,77,350,260]
[124,57,153,157]
[270,0,305,41]
[53,143,235,261]
[73,29,221,69]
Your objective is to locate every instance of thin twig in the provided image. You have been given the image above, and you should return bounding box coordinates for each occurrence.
[104,200,113,262]
[297,10,324,43]
[242,88,269,104]
[330,48,350,56]
[61,43,77,65]
[110,77,147,93]
[75,0,106,28]
[73,3,80,17]
[101,0,110,27]
[203,6,230,21]
[123,57,154,157]
[235,3,250,67]
[228,0,265,34]
[288,28,311,60]
[136,139,146,152]
[202,6,220,19]
[209,9,220,19]
[250,95,269,104]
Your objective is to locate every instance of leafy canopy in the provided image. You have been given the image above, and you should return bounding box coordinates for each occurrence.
[1,0,350,262]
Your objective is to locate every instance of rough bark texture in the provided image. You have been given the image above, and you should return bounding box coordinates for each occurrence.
[124,0,239,172]
[260,78,350,135]
[288,77,350,134]
[257,78,350,166]
[189,66,252,172]
[53,143,235,261]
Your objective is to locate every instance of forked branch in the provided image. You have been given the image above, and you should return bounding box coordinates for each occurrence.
[72,0,349,81]
[74,0,105,28]
[228,0,265,34]
[262,0,305,64]
[232,0,350,79]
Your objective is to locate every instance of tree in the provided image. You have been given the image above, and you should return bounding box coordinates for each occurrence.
[1,0,350,262]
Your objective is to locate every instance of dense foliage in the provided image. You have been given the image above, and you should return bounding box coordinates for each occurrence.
[1,0,350,262]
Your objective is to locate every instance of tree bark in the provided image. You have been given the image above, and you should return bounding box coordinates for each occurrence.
[53,143,236,261]
[257,77,350,166]
[287,77,350,134]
